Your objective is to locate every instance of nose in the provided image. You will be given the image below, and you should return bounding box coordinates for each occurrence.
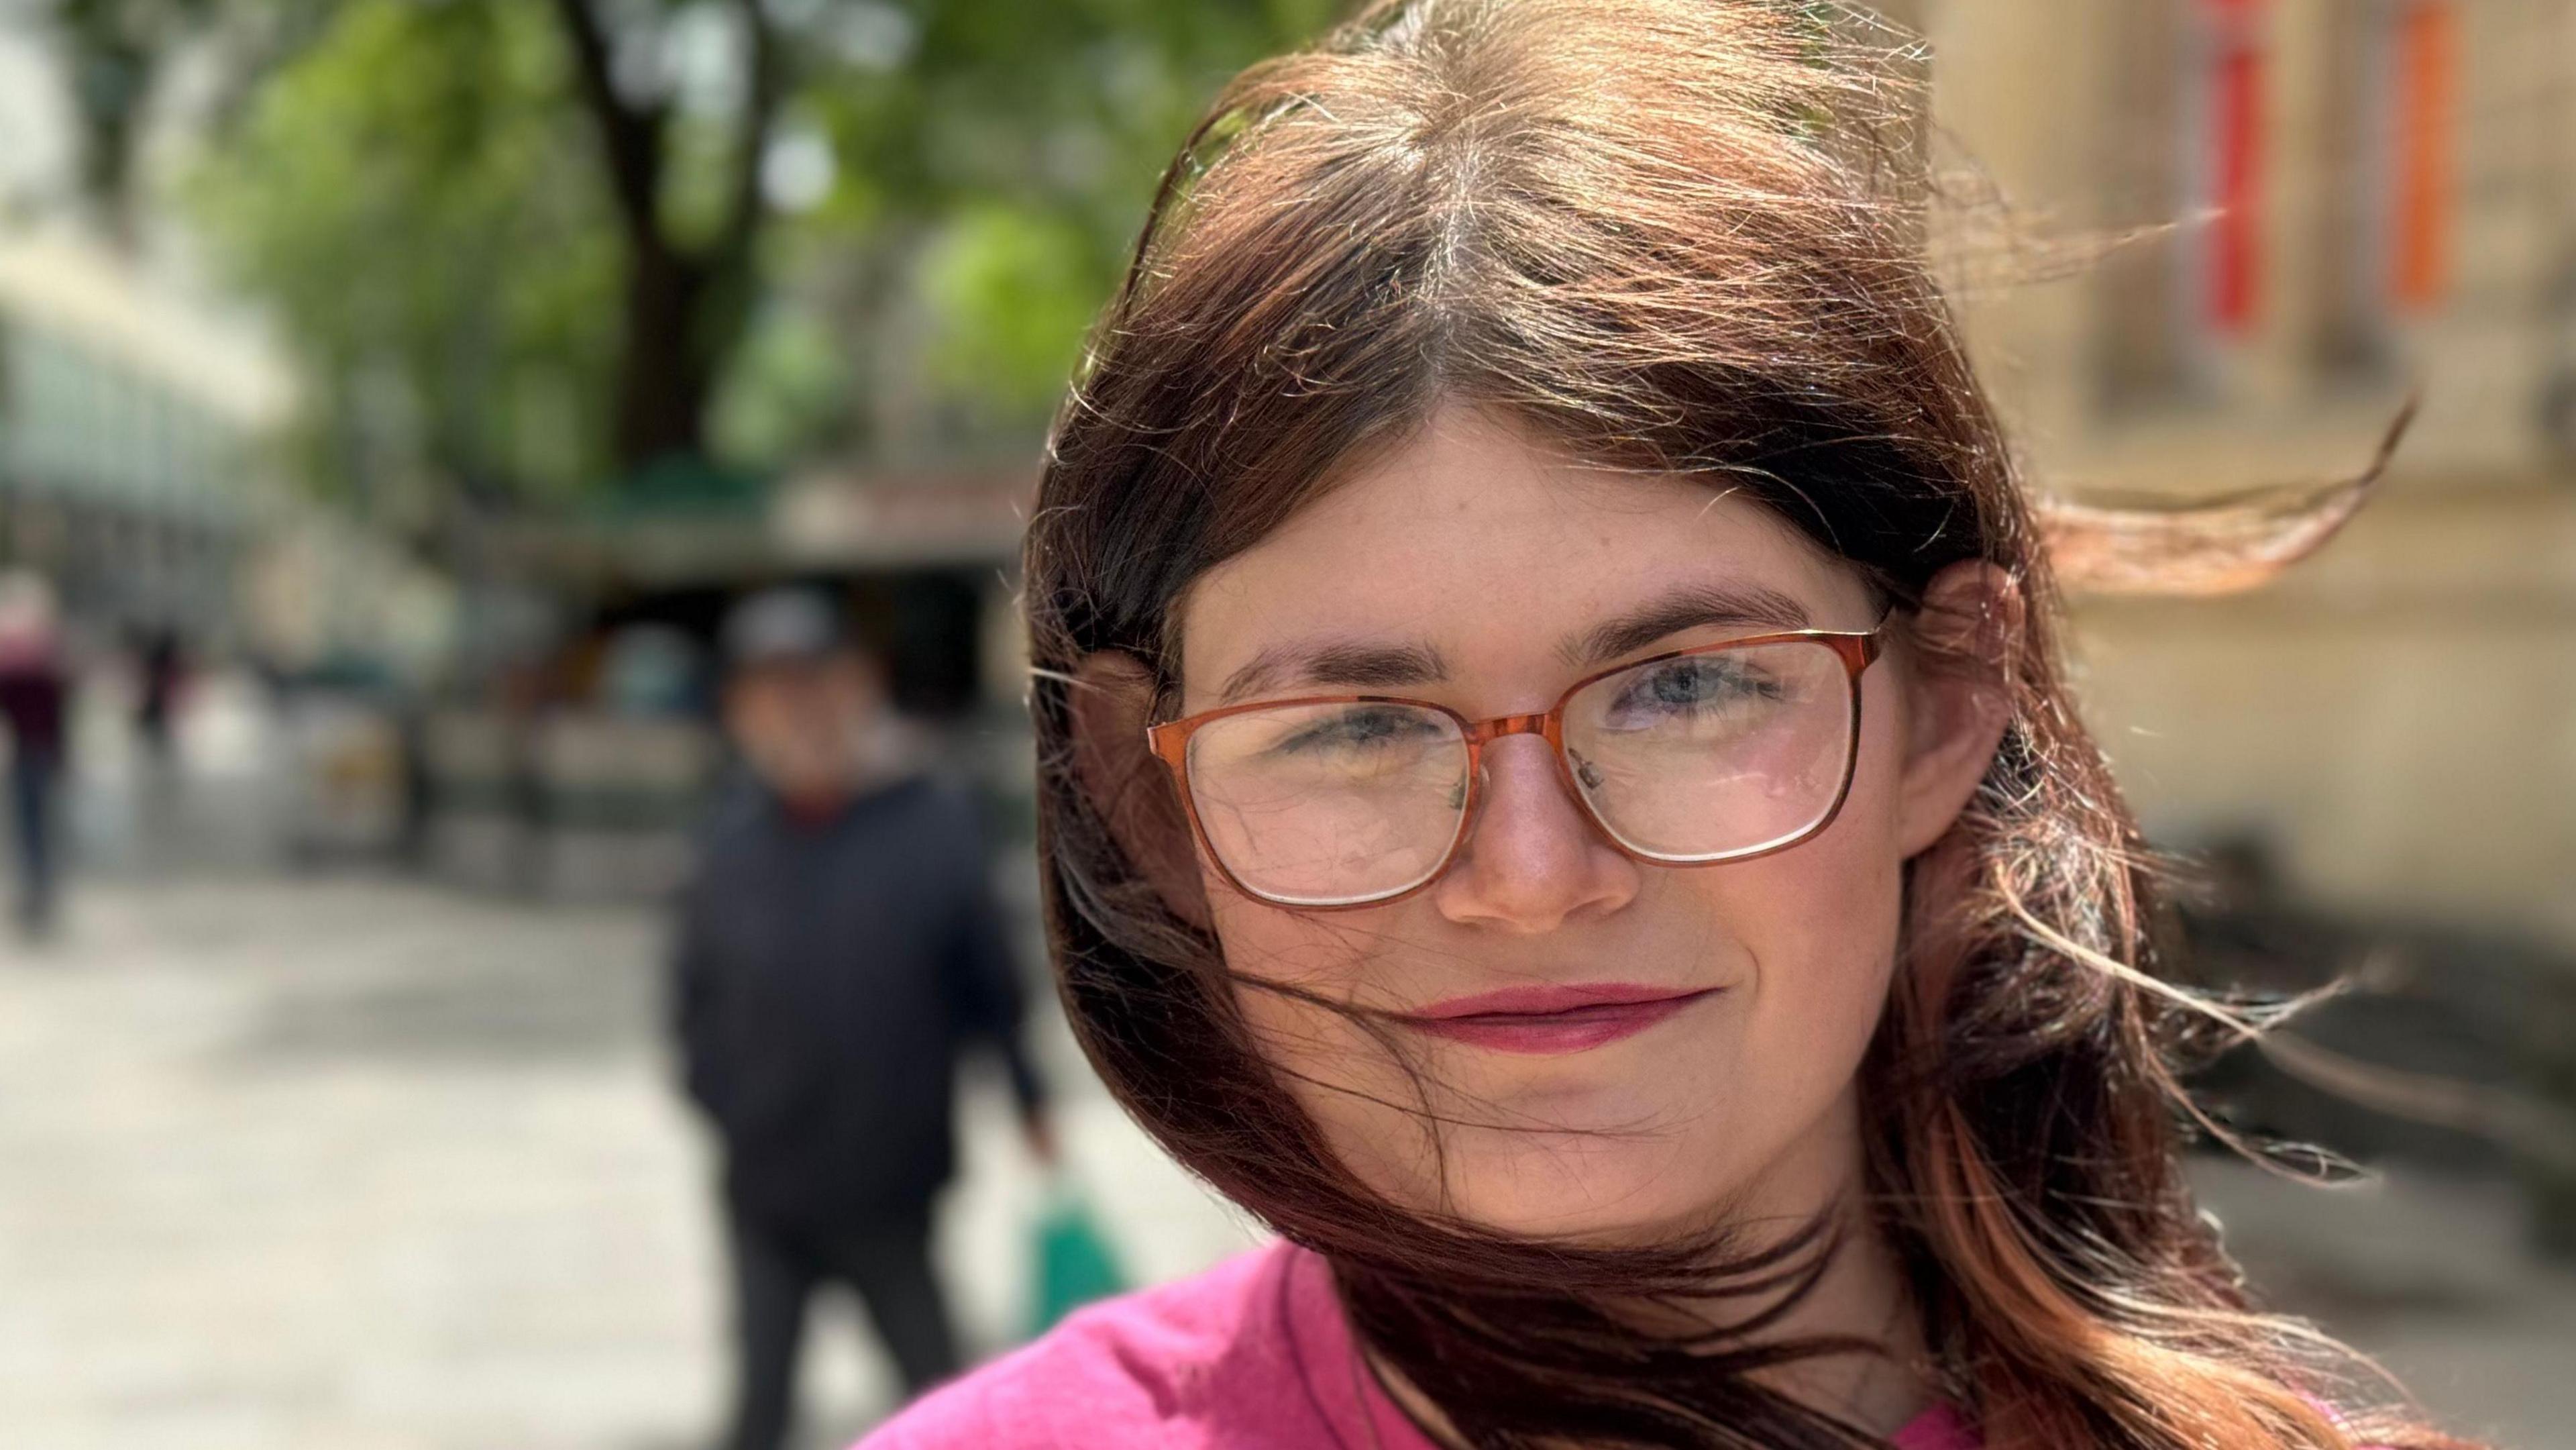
[1432,735,1640,933]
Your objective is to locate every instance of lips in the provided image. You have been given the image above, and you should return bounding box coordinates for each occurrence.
[1397,982,1720,1055]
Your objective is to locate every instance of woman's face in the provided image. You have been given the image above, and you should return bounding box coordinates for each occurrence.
[1175,407,1992,1242]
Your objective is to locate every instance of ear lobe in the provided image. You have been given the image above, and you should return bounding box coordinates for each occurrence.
[1894,562,2021,859]
[1068,652,1214,930]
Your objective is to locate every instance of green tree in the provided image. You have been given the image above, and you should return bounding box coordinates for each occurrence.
[44,0,1336,507]
[190,0,624,506]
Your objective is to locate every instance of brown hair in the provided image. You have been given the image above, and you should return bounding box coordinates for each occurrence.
[1023,3,2468,1447]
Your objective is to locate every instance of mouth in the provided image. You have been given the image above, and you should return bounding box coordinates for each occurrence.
[1396,983,1721,1055]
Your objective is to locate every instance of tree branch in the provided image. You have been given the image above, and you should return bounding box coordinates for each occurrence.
[547,0,664,244]
[714,0,782,273]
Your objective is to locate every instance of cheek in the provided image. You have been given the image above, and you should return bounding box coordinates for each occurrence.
[1207,890,1460,1196]
[1207,888,1417,1041]
[1209,894,1373,993]
[1701,788,1907,1086]
[1758,701,1909,1007]
[1642,687,1913,1200]
[1725,678,1912,976]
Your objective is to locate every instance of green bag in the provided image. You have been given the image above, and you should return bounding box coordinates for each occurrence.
[1026,1179,1129,1337]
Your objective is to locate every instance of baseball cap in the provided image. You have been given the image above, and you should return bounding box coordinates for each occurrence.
[721,588,845,667]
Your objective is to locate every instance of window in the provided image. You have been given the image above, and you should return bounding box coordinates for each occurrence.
[2094,0,2275,405]
[2183,0,2269,340]
[2317,0,2456,375]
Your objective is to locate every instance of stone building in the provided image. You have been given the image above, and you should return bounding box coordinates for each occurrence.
[1917,0,2576,947]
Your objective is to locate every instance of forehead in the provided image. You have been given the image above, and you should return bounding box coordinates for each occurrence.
[1179,409,1866,688]
[731,652,861,689]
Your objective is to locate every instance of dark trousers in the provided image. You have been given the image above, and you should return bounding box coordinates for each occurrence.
[723,1202,959,1450]
[7,752,56,935]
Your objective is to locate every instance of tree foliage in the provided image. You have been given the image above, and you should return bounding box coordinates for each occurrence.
[191,0,623,507]
[43,0,1337,513]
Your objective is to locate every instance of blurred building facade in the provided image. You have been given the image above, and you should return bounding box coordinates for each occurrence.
[0,235,286,638]
[1919,0,2576,949]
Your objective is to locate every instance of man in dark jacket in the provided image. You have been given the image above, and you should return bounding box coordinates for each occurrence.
[673,589,1051,1450]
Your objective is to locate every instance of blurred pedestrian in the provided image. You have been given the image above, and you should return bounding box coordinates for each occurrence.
[0,572,70,939]
[127,623,192,847]
[672,587,1052,1450]
[132,623,188,764]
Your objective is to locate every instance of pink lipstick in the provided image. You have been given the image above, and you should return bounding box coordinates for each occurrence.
[1398,983,1719,1055]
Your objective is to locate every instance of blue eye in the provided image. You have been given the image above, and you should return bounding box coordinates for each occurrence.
[1273,705,1444,756]
[1613,657,1780,719]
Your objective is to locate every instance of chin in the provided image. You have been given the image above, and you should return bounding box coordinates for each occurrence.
[1389,1118,1741,1244]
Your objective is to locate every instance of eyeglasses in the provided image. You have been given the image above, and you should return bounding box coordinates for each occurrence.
[1145,629,1882,909]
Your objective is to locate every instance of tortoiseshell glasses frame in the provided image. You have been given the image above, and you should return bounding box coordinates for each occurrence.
[1144,627,1884,910]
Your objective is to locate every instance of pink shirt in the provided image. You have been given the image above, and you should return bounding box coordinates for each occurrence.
[863,1241,1977,1449]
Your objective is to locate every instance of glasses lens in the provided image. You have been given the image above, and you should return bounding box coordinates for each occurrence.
[1561,640,1856,861]
[1183,701,1470,906]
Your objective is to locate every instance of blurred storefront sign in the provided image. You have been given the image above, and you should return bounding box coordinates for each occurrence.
[771,467,1031,568]
[482,462,1032,582]
[475,458,775,591]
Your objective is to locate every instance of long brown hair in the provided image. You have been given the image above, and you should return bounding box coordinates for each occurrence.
[1022,3,2471,1447]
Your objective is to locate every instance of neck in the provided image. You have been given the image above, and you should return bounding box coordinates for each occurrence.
[1749,1197,1931,1435]
[1729,1083,1930,1431]
[1367,1086,1932,1445]
[775,786,853,823]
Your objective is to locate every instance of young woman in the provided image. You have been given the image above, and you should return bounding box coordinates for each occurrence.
[869,2,2474,1446]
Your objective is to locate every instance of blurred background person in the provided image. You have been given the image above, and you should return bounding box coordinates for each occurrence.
[672,587,1053,1450]
[127,621,193,842]
[131,623,189,765]
[0,571,71,941]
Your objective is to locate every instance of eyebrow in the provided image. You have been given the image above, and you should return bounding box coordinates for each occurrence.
[1216,639,1452,705]
[1210,582,1813,705]
[1555,582,1813,669]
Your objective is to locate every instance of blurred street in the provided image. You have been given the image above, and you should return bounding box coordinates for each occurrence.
[0,856,1259,1450]
[3,856,2571,1449]
[0,876,722,1450]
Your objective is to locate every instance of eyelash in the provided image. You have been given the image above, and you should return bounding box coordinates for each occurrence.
[1277,707,1438,753]
[1610,658,1780,713]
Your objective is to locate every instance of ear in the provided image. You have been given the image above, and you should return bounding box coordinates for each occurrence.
[1067,651,1214,929]
[1892,561,2020,860]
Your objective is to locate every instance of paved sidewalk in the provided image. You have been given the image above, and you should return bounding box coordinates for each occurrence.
[2186,1155,2576,1448]
[0,876,1254,1450]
